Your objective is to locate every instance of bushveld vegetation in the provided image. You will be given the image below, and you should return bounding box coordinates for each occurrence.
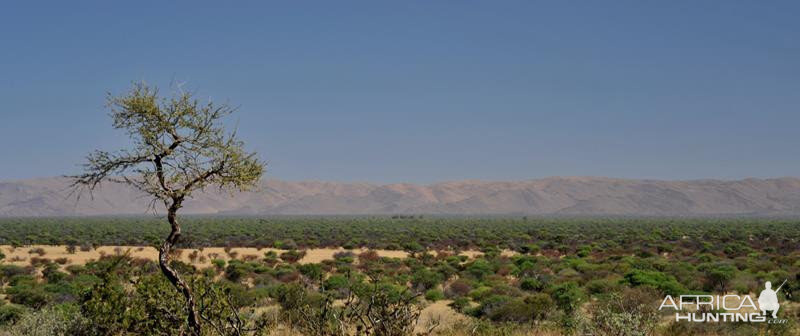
[0,217,798,335]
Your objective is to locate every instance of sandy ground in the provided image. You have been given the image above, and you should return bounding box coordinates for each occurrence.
[415,300,469,334]
[1,245,517,269]
[1,245,401,268]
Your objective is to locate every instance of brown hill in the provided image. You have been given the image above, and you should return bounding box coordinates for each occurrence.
[1,177,800,216]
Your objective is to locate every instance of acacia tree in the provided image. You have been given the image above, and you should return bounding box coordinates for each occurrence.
[73,83,264,335]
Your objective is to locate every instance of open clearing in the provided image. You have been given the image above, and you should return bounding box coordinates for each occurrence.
[1,245,517,269]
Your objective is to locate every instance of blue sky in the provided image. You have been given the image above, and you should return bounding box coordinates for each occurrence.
[1,1,798,183]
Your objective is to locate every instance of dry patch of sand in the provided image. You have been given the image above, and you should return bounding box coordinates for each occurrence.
[415,300,468,334]
[1,245,517,269]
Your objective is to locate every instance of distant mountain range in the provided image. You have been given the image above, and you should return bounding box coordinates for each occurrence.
[2,177,800,217]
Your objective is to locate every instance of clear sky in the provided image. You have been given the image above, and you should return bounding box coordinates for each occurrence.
[1,1,798,183]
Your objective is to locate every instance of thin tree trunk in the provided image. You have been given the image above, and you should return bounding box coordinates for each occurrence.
[159,202,202,335]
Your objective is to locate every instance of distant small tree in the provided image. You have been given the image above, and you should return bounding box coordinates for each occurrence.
[551,281,584,315]
[72,82,264,335]
[701,263,737,293]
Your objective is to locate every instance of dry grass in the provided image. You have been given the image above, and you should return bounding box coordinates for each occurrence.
[415,300,469,334]
[1,245,516,269]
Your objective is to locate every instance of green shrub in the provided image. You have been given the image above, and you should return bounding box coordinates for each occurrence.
[211,258,226,270]
[323,275,348,291]
[467,259,493,280]
[586,278,620,295]
[0,304,27,326]
[520,277,545,292]
[224,260,251,282]
[622,269,686,296]
[293,263,320,282]
[5,284,52,309]
[0,305,81,336]
[411,268,443,291]
[280,250,306,263]
[468,286,493,301]
[551,281,584,314]
[449,297,471,313]
[0,265,32,284]
[425,289,445,302]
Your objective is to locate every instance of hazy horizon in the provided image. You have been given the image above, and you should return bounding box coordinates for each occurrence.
[4,174,800,185]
